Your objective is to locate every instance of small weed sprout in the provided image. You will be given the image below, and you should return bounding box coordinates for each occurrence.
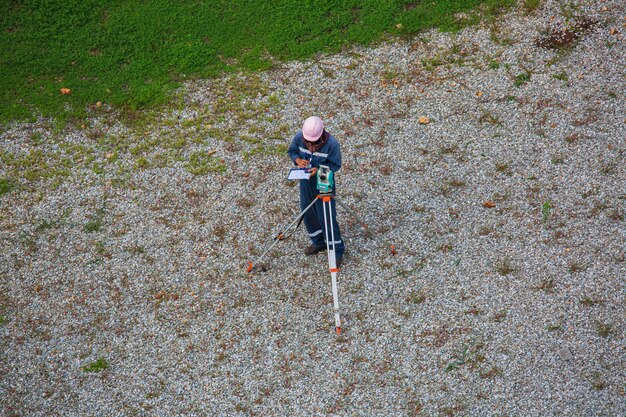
[136,157,149,169]
[546,323,563,332]
[236,198,255,208]
[479,111,501,125]
[381,68,399,81]
[495,257,515,275]
[448,178,466,188]
[439,144,459,155]
[536,277,556,292]
[407,290,427,304]
[444,339,485,373]
[596,322,614,338]
[493,311,507,323]
[35,219,57,232]
[18,231,38,253]
[465,306,481,316]
[564,132,583,143]
[590,200,608,217]
[608,209,624,221]
[479,366,502,379]
[126,244,146,256]
[551,155,565,164]
[445,345,469,372]
[591,372,606,390]
[213,224,227,239]
[407,399,423,415]
[542,200,552,224]
[478,226,493,236]
[94,241,111,259]
[568,261,587,273]
[495,162,510,174]
[580,295,601,307]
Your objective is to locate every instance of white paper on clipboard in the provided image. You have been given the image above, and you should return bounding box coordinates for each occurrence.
[288,168,311,180]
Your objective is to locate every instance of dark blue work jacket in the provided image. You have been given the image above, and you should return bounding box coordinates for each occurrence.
[287,130,342,172]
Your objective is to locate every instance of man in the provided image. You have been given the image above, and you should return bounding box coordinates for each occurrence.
[288,116,345,267]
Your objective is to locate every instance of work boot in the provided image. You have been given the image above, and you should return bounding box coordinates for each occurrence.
[304,244,325,256]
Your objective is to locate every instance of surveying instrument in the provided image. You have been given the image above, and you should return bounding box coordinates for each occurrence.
[247,165,367,335]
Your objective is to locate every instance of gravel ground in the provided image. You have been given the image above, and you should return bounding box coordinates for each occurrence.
[1,1,625,416]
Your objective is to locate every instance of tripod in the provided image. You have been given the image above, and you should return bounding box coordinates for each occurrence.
[247,192,367,335]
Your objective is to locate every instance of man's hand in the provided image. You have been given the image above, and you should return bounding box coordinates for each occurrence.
[295,158,309,168]
[307,167,318,175]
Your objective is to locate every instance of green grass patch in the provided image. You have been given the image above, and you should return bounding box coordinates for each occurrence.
[1,0,515,123]
[513,71,531,87]
[35,219,58,232]
[0,177,15,196]
[84,207,106,233]
[522,0,541,15]
[242,143,288,161]
[82,357,109,373]
[84,219,103,233]
[184,151,226,175]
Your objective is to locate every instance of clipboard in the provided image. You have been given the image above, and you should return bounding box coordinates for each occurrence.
[288,168,311,180]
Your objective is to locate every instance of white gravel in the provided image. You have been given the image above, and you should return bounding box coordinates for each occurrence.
[1,1,625,416]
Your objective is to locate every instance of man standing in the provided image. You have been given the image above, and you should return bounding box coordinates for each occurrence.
[288,116,345,267]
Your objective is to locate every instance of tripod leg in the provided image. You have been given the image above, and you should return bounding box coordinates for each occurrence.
[334,197,368,229]
[247,198,318,272]
[322,198,336,269]
[322,196,342,334]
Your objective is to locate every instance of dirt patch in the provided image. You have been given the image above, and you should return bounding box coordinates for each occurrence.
[535,16,596,49]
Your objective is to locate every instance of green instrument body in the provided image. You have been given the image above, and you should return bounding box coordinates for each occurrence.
[316,165,334,193]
